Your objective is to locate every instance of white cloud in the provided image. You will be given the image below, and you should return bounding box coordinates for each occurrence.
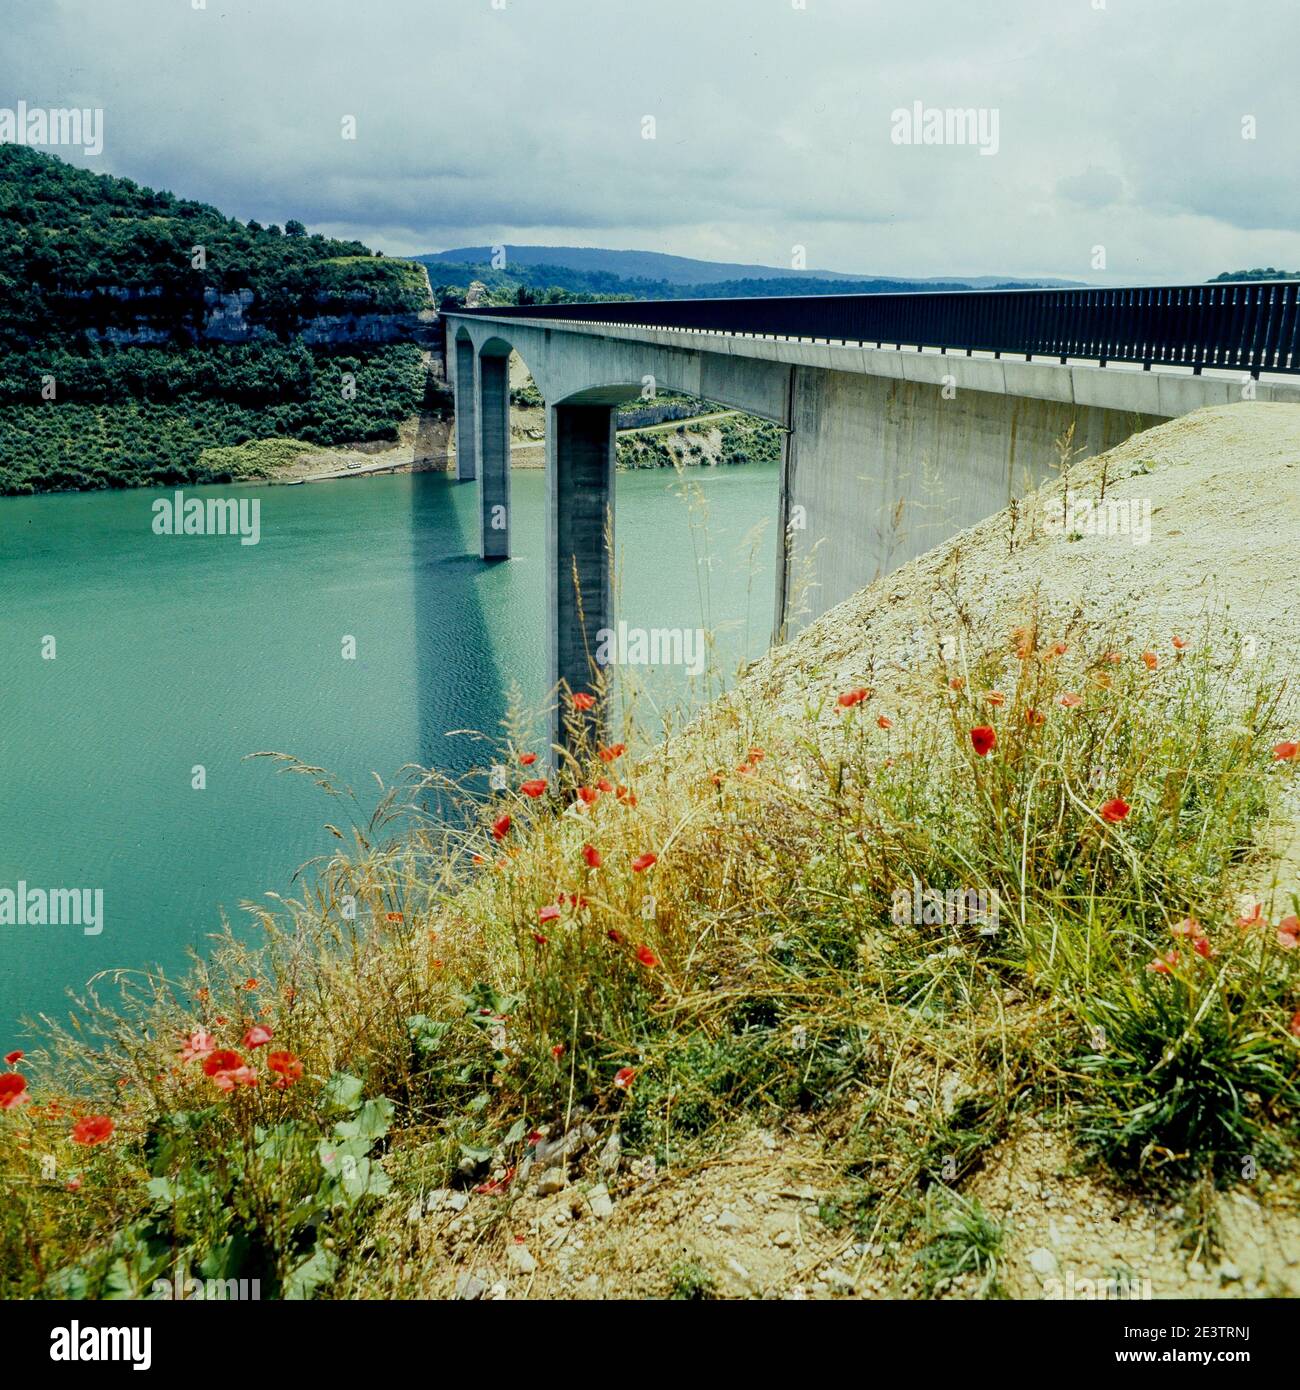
[3,0,1297,281]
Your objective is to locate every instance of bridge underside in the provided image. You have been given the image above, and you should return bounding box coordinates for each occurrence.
[445,310,1299,762]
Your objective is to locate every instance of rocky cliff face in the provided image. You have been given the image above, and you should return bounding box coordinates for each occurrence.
[82,287,441,349]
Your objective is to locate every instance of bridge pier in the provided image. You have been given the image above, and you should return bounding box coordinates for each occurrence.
[453,336,477,481]
[476,351,511,559]
[547,402,615,761]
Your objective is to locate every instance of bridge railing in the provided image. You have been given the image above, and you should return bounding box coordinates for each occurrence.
[450,280,1300,377]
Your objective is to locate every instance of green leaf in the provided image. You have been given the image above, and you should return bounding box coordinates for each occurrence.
[283,1244,338,1301]
[333,1096,394,1145]
[503,1118,527,1145]
[319,1071,365,1114]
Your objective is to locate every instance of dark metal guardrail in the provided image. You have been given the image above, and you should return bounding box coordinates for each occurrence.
[450,281,1300,377]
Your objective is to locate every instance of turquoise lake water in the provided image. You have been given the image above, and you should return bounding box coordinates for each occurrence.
[0,462,779,1038]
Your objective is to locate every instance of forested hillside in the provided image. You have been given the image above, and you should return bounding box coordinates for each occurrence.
[0,148,434,494]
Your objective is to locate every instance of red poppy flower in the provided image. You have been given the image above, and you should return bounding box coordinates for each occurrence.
[492,813,512,841]
[1099,798,1131,823]
[1025,708,1046,727]
[1057,692,1082,709]
[837,687,871,708]
[613,1066,636,1091]
[0,1072,29,1109]
[202,1049,244,1077]
[578,786,599,805]
[1012,627,1035,659]
[876,715,892,730]
[1172,635,1188,650]
[179,1028,216,1064]
[632,852,657,872]
[71,1115,114,1145]
[636,945,659,968]
[386,912,404,924]
[538,903,561,923]
[1238,901,1263,929]
[1277,916,1299,949]
[518,752,538,766]
[1291,1010,1300,1039]
[607,929,624,944]
[266,1051,303,1088]
[1171,917,1205,941]
[526,1130,544,1147]
[1192,937,1214,959]
[1146,950,1179,975]
[243,978,258,991]
[1103,651,1124,664]
[474,1165,516,1196]
[616,786,637,806]
[582,844,602,868]
[4,1051,22,1067]
[985,691,1006,707]
[1140,651,1158,670]
[571,692,597,711]
[1273,741,1299,762]
[532,932,548,946]
[551,1043,566,1059]
[242,1025,273,1050]
[212,1066,258,1092]
[597,778,613,793]
[598,743,627,763]
[521,779,547,798]
[747,747,765,763]
[969,725,996,757]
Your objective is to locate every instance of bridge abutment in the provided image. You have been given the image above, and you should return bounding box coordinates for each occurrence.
[547,402,615,761]
[476,351,511,559]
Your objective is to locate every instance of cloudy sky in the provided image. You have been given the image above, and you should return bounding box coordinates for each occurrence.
[5,0,1298,282]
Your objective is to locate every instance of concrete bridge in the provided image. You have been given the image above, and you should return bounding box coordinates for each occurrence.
[443,282,1300,758]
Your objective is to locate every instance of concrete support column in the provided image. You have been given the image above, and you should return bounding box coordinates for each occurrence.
[547,402,615,760]
[773,365,798,645]
[476,352,510,559]
[453,336,477,481]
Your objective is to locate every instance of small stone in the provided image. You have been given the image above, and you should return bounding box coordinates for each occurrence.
[536,1167,567,1196]
[1218,1262,1241,1282]
[824,1267,856,1292]
[487,1281,508,1300]
[586,1184,614,1220]
[772,1228,794,1248]
[507,1243,537,1274]
[1028,1247,1058,1278]
[454,1273,486,1301]
[902,1098,920,1116]
[597,1131,622,1176]
[716,1209,743,1231]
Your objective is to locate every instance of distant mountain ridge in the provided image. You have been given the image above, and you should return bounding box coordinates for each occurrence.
[420,245,1085,293]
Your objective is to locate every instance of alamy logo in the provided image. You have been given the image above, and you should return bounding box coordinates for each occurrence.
[152,490,261,546]
[1043,495,1151,545]
[596,622,706,676]
[891,882,999,933]
[890,101,999,156]
[1043,1269,1153,1301]
[0,101,103,156]
[49,1322,151,1370]
[0,881,103,936]
[151,1270,261,1300]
